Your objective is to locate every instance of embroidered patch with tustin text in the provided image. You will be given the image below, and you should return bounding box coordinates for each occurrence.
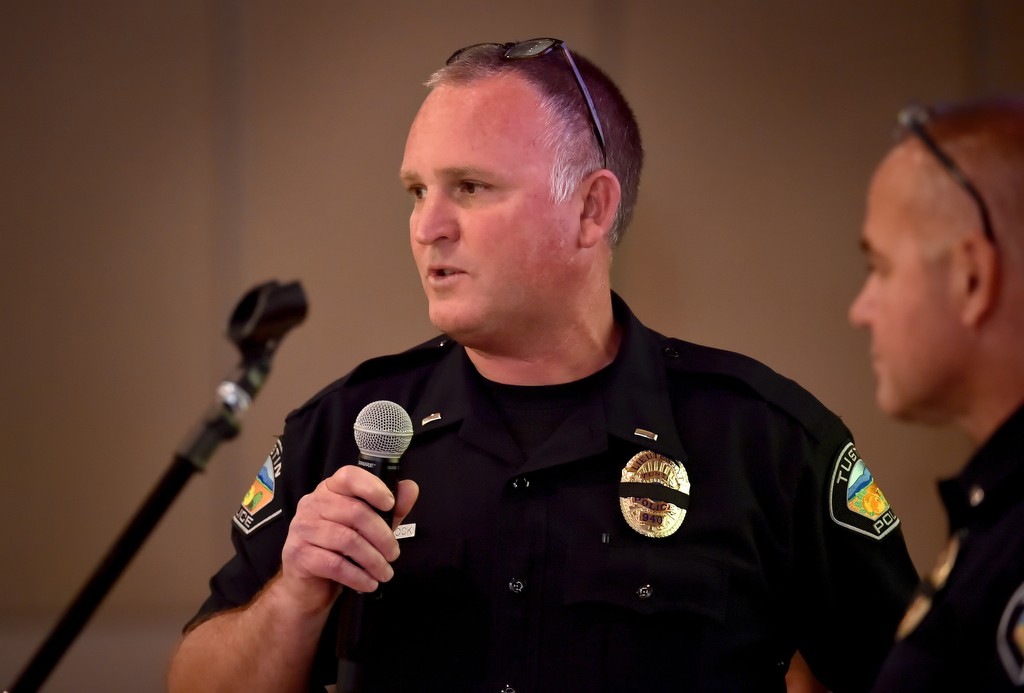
[233,437,284,535]
[829,442,899,540]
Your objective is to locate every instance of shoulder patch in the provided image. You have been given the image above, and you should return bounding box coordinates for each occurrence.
[998,580,1024,685]
[233,437,284,535]
[828,442,899,539]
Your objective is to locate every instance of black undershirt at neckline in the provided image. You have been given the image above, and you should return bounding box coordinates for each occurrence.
[478,366,611,461]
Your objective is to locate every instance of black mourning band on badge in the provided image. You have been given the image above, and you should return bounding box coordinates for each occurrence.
[618,482,690,510]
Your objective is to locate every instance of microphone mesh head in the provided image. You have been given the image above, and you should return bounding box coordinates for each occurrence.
[353,400,413,457]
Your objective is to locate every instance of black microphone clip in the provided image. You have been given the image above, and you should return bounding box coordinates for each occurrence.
[228,280,308,365]
[179,280,307,471]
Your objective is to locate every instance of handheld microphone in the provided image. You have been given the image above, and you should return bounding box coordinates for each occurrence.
[352,400,413,525]
[337,400,413,693]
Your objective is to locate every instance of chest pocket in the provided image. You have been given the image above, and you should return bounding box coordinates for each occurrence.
[563,544,730,623]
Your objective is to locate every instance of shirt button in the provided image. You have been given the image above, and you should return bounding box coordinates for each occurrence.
[511,476,530,490]
[663,346,680,358]
[508,579,526,594]
[968,485,984,506]
[637,584,653,599]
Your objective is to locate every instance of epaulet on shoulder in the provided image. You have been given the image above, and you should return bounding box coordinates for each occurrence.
[347,334,454,385]
[661,336,838,439]
[286,334,454,419]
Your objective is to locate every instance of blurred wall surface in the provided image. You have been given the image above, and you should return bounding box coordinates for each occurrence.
[1,1,1022,690]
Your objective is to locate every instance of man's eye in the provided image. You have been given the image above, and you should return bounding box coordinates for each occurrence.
[407,185,426,200]
[458,181,486,195]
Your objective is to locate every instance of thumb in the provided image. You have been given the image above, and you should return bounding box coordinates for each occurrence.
[391,479,420,527]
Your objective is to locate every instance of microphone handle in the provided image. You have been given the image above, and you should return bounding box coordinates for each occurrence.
[355,451,401,525]
[337,451,400,692]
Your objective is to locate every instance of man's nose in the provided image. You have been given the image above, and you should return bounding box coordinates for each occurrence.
[848,283,872,328]
[412,193,459,245]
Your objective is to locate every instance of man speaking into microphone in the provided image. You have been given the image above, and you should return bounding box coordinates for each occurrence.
[168,39,918,692]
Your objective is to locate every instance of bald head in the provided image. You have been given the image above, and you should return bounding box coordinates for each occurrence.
[901,98,1024,269]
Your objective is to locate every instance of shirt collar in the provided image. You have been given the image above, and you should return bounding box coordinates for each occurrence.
[938,400,1024,530]
[601,293,688,460]
[409,292,688,464]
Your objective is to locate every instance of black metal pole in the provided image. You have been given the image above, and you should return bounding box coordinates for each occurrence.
[4,280,307,693]
[6,453,200,693]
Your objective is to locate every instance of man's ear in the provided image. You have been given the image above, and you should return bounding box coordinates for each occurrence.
[578,170,621,248]
[951,230,1000,327]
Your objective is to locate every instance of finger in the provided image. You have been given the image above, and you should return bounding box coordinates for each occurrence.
[309,484,402,562]
[284,539,385,594]
[293,488,400,571]
[283,498,395,593]
[324,464,397,515]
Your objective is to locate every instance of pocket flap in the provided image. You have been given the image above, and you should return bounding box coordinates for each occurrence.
[563,545,730,623]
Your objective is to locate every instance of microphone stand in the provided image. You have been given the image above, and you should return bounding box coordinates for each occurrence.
[5,280,307,693]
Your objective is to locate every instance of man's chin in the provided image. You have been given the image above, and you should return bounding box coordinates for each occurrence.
[428,305,476,341]
[876,386,909,421]
[877,388,938,426]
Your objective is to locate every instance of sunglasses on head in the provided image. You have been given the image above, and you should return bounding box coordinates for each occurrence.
[447,38,607,169]
[897,104,995,246]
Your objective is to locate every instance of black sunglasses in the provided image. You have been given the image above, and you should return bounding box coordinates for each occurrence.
[447,38,608,169]
[897,104,996,246]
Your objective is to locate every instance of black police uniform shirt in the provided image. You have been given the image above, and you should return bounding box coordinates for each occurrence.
[872,403,1024,691]
[190,294,919,692]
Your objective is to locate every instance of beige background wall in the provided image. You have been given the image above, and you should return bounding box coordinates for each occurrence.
[2,1,1022,690]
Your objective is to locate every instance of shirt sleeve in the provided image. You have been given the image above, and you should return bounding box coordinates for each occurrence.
[183,399,338,628]
[791,422,919,692]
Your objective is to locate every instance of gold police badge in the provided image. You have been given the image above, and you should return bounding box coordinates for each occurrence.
[619,450,691,538]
